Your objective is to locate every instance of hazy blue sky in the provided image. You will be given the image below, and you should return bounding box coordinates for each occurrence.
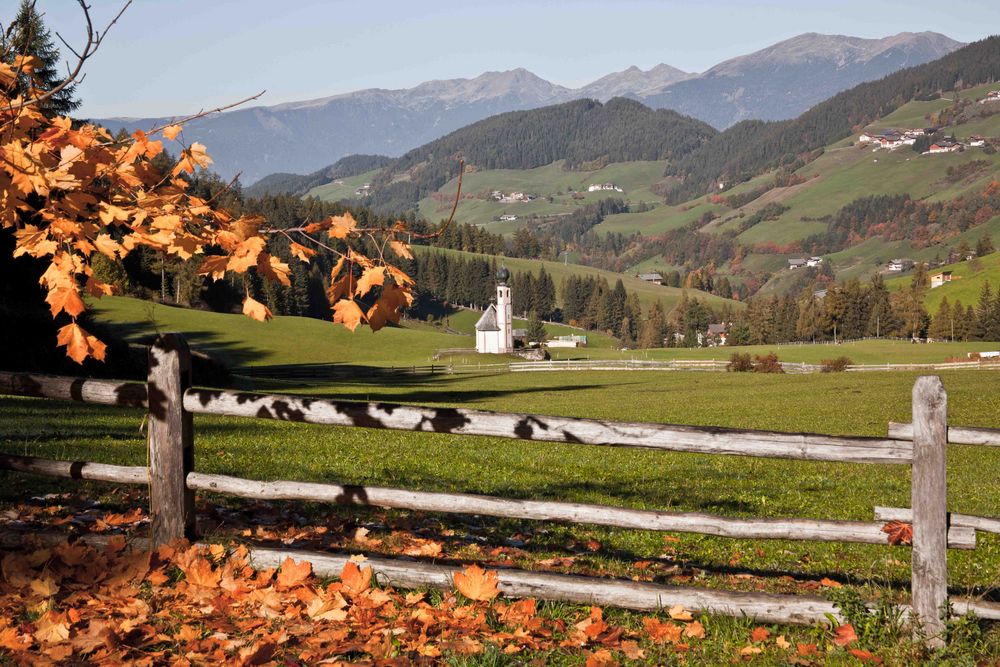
[17,0,1000,118]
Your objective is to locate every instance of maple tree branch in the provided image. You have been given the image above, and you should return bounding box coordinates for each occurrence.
[271,227,347,261]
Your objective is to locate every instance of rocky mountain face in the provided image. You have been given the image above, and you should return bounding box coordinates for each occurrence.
[93,32,962,184]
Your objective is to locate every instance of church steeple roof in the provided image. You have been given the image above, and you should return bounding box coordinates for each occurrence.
[474,304,500,332]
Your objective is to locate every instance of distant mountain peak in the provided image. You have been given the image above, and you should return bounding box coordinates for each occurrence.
[578,63,693,100]
[706,31,964,76]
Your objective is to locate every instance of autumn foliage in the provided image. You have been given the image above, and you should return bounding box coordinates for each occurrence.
[1,52,415,364]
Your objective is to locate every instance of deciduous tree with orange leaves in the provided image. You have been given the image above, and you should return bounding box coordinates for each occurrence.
[1,1,422,365]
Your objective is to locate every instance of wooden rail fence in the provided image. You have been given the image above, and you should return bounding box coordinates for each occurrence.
[508,359,1000,373]
[2,333,1000,645]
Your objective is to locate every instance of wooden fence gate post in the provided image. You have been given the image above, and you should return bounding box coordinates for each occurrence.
[911,375,948,646]
[148,334,196,546]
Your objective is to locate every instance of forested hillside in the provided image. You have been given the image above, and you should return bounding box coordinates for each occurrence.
[664,35,1000,202]
[366,98,716,213]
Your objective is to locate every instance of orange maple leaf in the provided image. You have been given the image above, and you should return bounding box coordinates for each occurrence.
[333,298,366,332]
[172,142,213,176]
[881,520,913,546]
[389,239,413,260]
[289,242,316,262]
[355,267,386,298]
[669,604,693,621]
[326,213,357,240]
[45,286,85,318]
[683,620,706,639]
[585,648,618,667]
[0,627,32,652]
[56,323,106,363]
[276,557,312,588]
[643,617,681,644]
[453,564,500,601]
[340,560,372,596]
[183,556,220,588]
[832,623,858,647]
[242,295,273,322]
[162,125,182,140]
[750,626,770,643]
[849,648,883,663]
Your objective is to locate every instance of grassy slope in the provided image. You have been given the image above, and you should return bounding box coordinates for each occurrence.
[416,161,667,228]
[415,246,740,314]
[305,168,379,201]
[827,215,1000,282]
[89,296,464,368]
[885,251,1000,312]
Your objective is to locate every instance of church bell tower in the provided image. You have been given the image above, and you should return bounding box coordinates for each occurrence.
[495,266,514,353]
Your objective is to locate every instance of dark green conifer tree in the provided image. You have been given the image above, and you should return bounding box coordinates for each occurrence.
[3,0,81,117]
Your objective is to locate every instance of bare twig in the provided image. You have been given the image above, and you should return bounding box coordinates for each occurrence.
[142,91,267,137]
[3,0,132,114]
[410,160,464,239]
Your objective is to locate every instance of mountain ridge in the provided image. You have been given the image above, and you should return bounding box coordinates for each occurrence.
[91,31,963,184]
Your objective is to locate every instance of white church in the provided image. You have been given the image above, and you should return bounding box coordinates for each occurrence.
[475,266,514,354]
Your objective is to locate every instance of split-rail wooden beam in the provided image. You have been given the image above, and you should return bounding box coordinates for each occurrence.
[888,421,1000,447]
[1,530,999,625]
[182,387,914,464]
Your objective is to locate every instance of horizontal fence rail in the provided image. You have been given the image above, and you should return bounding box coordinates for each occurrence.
[0,454,979,549]
[0,453,149,485]
[1,334,998,640]
[1,529,997,625]
[185,471,976,548]
[888,422,1000,447]
[0,372,147,407]
[508,359,1000,374]
[875,506,1000,536]
[182,386,914,464]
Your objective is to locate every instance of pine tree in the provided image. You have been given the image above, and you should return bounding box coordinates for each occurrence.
[866,274,894,337]
[928,296,953,341]
[975,232,995,258]
[534,267,555,319]
[952,299,970,341]
[638,301,666,348]
[525,311,546,344]
[796,293,824,341]
[3,0,81,117]
[605,279,627,332]
[975,281,997,340]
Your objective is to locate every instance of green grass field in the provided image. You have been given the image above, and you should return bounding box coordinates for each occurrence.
[597,199,726,236]
[305,168,380,202]
[885,251,1000,312]
[417,160,667,229]
[89,296,463,369]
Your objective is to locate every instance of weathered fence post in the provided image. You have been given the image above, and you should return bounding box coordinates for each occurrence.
[911,375,948,646]
[148,334,196,545]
